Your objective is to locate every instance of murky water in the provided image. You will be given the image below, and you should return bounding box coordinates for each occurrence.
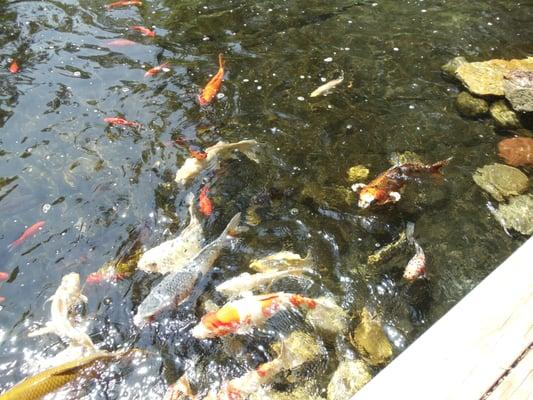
[0,0,532,398]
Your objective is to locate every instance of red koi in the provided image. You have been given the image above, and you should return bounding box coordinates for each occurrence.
[199,186,213,216]
[9,60,20,74]
[129,25,155,37]
[144,62,170,77]
[198,53,225,106]
[106,39,137,47]
[0,272,8,281]
[104,117,141,128]
[105,0,142,9]
[8,220,45,251]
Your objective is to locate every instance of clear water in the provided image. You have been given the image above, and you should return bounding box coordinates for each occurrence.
[0,0,531,398]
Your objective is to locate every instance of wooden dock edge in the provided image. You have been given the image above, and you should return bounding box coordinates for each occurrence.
[351,236,533,400]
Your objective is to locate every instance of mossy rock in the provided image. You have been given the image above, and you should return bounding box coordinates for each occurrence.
[455,91,489,117]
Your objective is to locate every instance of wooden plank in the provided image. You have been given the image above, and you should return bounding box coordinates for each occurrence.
[485,345,533,400]
[351,236,533,400]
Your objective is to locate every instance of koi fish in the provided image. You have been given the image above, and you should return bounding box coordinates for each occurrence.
[133,213,241,326]
[215,268,308,298]
[192,292,334,339]
[198,186,212,216]
[105,0,142,9]
[249,251,312,273]
[198,53,225,106]
[138,193,204,274]
[351,158,452,208]
[129,25,155,37]
[85,268,127,284]
[175,140,260,186]
[8,220,45,251]
[106,39,137,46]
[188,146,207,160]
[144,62,170,77]
[0,272,8,281]
[309,72,344,97]
[86,246,142,284]
[403,222,426,281]
[104,117,141,128]
[28,273,94,349]
[9,60,20,74]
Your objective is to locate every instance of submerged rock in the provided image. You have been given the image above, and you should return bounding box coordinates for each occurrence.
[456,57,533,96]
[490,100,522,130]
[305,298,348,337]
[327,360,372,400]
[472,163,528,202]
[349,308,393,366]
[498,137,533,167]
[490,194,533,235]
[346,165,370,183]
[388,150,422,165]
[455,91,489,117]
[271,331,322,369]
[441,56,468,80]
[504,70,533,112]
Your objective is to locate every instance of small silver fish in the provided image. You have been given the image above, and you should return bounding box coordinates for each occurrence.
[133,212,241,326]
[309,72,344,97]
[403,222,426,281]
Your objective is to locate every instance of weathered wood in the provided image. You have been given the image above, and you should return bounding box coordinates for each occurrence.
[352,236,533,400]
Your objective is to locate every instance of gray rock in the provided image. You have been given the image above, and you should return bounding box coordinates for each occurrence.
[472,163,529,202]
[490,194,533,235]
[455,91,489,117]
[327,360,372,400]
[504,70,533,112]
[441,56,468,80]
[490,100,522,129]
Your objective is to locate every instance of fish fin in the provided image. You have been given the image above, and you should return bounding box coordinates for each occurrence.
[389,191,401,202]
[79,294,88,303]
[430,157,452,175]
[185,192,199,224]
[221,212,242,239]
[218,53,225,69]
[28,324,55,337]
[235,140,261,163]
[405,222,415,245]
[351,183,366,193]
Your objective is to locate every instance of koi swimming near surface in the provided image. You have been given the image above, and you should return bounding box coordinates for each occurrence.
[351,158,452,208]
[309,72,344,97]
[106,39,137,47]
[198,186,213,216]
[403,222,426,281]
[8,220,45,252]
[198,53,225,106]
[144,62,170,77]
[104,117,141,128]
[129,25,155,37]
[105,0,142,9]
[9,60,20,74]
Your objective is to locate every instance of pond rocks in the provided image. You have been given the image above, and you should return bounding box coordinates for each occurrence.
[504,70,533,112]
[349,308,393,366]
[305,297,348,338]
[489,100,522,129]
[326,360,372,400]
[455,91,489,117]
[388,150,423,165]
[472,163,528,202]
[490,194,533,235]
[456,57,533,97]
[346,165,370,182]
[498,137,533,167]
[441,56,467,80]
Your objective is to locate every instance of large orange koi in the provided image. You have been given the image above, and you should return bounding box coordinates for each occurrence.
[198,54,225,106]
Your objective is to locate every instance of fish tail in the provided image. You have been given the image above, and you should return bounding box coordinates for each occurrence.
[429,157,452,175]
[220,212,241,240]
[28,324,54,337]
[236,140,261,163]
[218,53,224,69]
[7,239,20,252]
[405,222,415,245]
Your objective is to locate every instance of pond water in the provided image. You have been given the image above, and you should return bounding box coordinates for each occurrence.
[0,0,531,398]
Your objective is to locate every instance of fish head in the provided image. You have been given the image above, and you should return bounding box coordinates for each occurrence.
[357,189,378,208]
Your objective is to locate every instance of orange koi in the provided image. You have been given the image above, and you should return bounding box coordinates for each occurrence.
[106,39,137,47]
[198,185,213,216]
[105,0,142,9]
[144,62,170,77]
[192,292,321,339]
[9,60,20,74]
[198,53,225,106]
[188,146,207,160]
[0,272,8,281]
[129,25,155,37]
[351,158,452,208]
[8,220,45,251]
[104,117,141,128]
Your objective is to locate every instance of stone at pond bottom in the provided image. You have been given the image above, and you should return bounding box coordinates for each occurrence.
[490,194,533,235]
[349,308,393,366]
[327,360,372,400]
[498,137,533,167]
[472,163,529,202]
[504,70,533,112]
[305,297,348,338]
[250,384,324,400]
[347,165,370,182]
[490,100,522,130]
[441,56,468,80]
[455,91,489,117]
[456,57,533,96]
[388,150,423,165]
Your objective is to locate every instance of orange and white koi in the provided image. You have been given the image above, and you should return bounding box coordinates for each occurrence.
[144,62,170,77]
[9,60,20,74]
[351,158,452,208]
[8,220,45,251]
[105,0,142,9]
[198,54,225,106]
[129,25,155,37]
[106,39,137,47]
[198,185,213,216]
[192,292,331,339]
[104,117,141,128]
[403,222,426,281]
